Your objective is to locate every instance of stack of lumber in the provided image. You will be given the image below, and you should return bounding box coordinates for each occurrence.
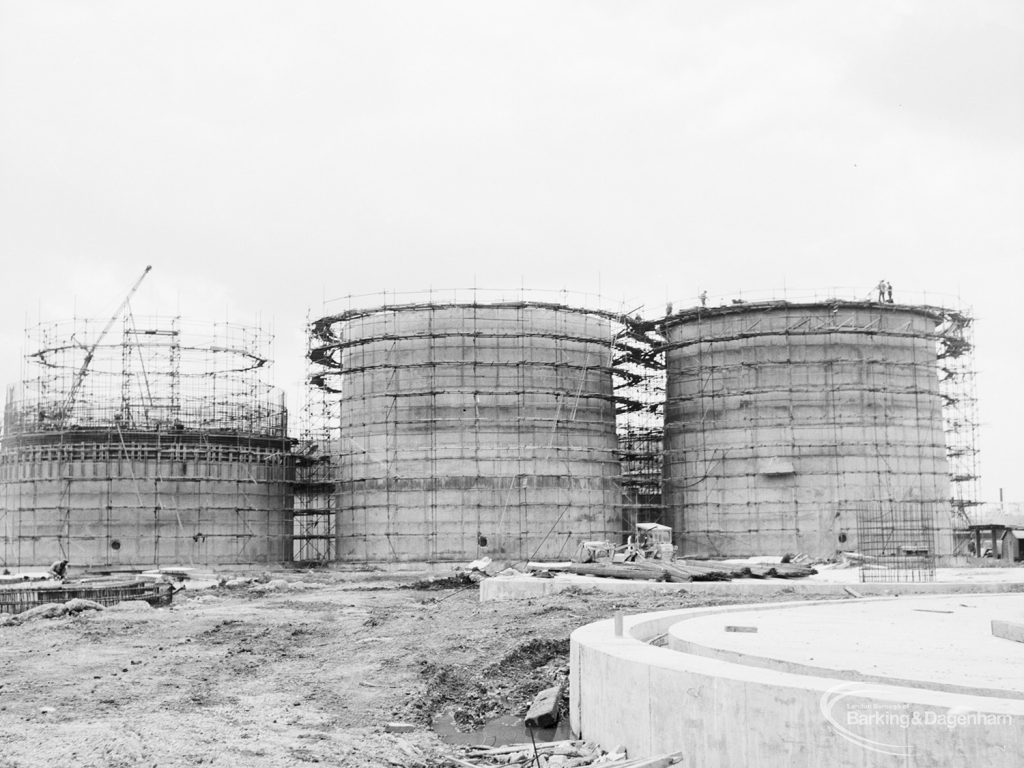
[448,741,683,767]
[745,562,818,579]
[527,561,727,582]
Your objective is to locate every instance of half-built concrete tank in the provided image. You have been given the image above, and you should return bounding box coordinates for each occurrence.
[0,318,293,569]
[309,297,625,563]
[660,300,954,559]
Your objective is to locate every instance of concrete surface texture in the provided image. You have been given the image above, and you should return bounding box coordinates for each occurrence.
[481,567,1024,602]
[0,433,293,568]
[312,301,625,563]
[660,301,954,559]
[571,596,1024,767]
[667,594,1024,695]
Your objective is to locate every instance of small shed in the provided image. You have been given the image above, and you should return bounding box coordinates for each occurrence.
[967,523,1007,557]
[1001,530,1024,562]
[968,513,1024,558]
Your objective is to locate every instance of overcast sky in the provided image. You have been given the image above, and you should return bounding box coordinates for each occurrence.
[1,1,1021,500]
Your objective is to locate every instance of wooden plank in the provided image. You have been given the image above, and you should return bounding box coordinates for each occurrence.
[617,752,686,767]
[464,740,573,756]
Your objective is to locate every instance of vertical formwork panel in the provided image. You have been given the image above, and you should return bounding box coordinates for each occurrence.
[313,302,624,564]
[661,302,952,559]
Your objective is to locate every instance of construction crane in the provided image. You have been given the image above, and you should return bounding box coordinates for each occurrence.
[57,265,152,428]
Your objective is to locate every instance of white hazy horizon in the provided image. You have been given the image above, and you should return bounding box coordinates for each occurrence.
[1,1,1020,499]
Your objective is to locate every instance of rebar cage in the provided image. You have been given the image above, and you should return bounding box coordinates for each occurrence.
[856,502,938,582]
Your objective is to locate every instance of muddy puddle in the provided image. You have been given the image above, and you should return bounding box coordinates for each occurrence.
[431,711,572,747]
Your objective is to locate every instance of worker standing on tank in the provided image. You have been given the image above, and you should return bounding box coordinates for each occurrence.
[886,281,894,303]
[877,279,887,302]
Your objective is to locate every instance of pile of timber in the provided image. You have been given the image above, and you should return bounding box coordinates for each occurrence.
[448,741,683,767]
[745,562,818,579]
[525,560,816,583]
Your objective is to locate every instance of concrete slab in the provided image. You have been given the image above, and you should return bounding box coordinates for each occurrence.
[481,567,1024,601]
[992,619,1024,644]
[667,594,1024,697]
[571,595,1024,768]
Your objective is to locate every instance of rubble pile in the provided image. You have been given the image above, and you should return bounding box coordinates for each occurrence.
[0,597,104,626]
[452,741,684,767]
[527,558,816,582]
[404,638,570,729]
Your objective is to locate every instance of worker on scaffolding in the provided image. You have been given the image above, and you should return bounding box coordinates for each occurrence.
[877,279,887,302]
[886,281,894,303]
[48,559,69,582]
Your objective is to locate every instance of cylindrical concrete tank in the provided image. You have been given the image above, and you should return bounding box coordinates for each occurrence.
[0,431,293,567]
[0,318,293,568]
[660,301,952,558]
[310,301,624,563]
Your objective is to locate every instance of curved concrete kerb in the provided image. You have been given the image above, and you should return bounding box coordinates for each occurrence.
[570,595,1024,767]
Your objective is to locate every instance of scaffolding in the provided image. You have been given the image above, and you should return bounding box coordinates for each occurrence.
[0,316,292,568]
[658,297,972,569]
[291,315,337,563]
[300,287,978,568]
[308,288,651,564]
[6,316,284,436]
[613,314,665,528]
[936,309,980,554]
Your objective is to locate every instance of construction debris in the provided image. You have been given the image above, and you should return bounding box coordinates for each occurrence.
[467,557,493,574]
[248,579,324,594]
[408,572,480,590]
[0,566,859,767]
[524,685,562,728]
[0,597,104,626]
[449,742,685,767]
[830,551,872,568]
[0,579,174,617]
[525,558,816,583]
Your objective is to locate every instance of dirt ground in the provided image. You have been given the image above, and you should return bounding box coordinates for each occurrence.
[0,571,847,768]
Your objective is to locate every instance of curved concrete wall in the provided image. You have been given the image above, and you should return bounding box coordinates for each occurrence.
[661,301,951,558]
[570,600,1024,767]
[0,431,293,568]
[318,303,623,563]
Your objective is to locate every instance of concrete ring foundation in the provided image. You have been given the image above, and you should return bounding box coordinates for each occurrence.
[570,594,1024,767]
